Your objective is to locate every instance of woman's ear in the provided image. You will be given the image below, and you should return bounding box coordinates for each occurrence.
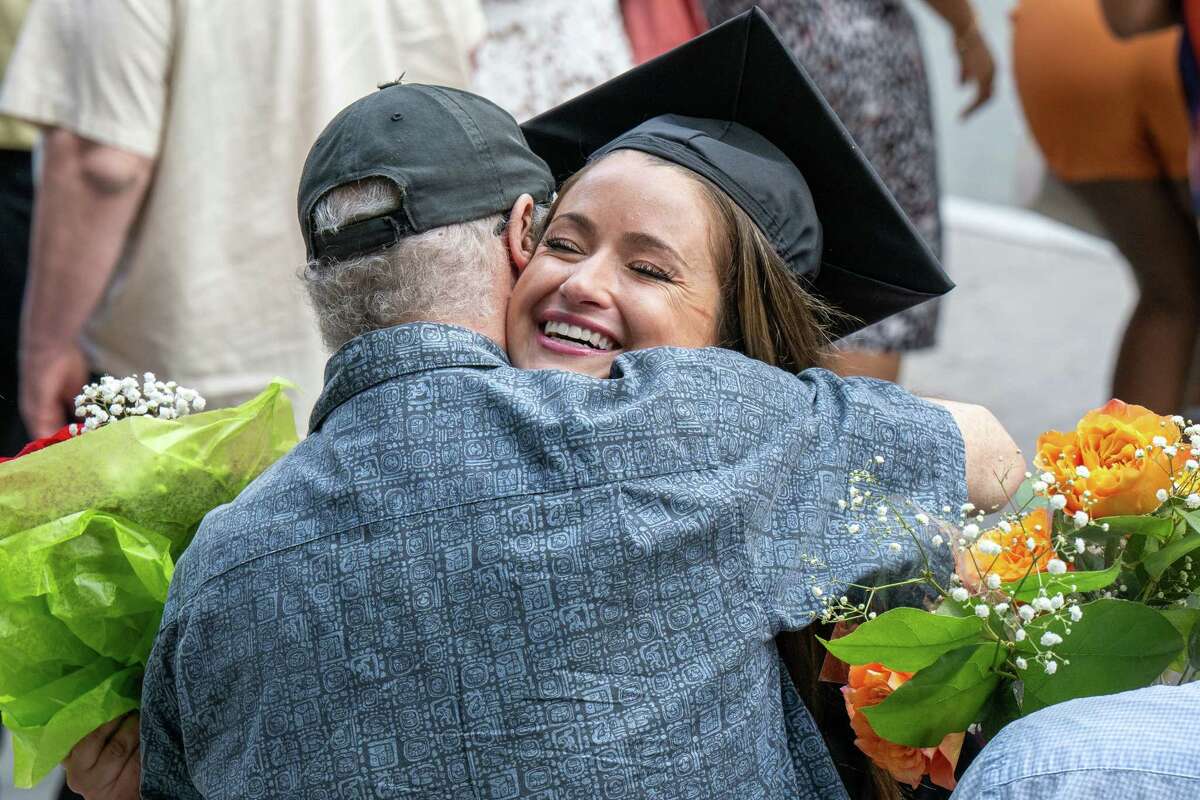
[505,193,537,273]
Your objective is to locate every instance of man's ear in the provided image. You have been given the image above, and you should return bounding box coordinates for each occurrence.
[505,193,537,273]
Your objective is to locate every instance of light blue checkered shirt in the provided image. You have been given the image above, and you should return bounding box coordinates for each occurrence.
[953,682,1200,799]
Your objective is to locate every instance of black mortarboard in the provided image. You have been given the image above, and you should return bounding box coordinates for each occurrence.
[299,83,554,262]
[521,8,952,338]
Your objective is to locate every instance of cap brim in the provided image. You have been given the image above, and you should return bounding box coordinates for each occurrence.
[521,8,952,338]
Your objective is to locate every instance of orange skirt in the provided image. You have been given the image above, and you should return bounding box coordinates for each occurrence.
[1013,0,1188,181]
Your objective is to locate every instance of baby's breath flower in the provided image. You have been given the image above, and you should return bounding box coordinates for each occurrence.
[1135,448,1146,458]
[1156,489,1170,504]
[1072,511,1089,528]
[811,586,823,598]
[1046,559,1068,575]
[977,539,1002,556]
[974,604,990,618]
[931,534,944,547]
[1040,471,1055,484]
[847,523,861,534]
[1069,605,1083,623]
[1164,445,1179,457]
[837,499,847,510]
[1049,494,1067,511]
[1044,660,1058,675]
[874,455,885,464]
[915,513,930,525]
[1074,465,1090,479]
[963,523,980,540]
[1040,631,1063,647]
[1032,596,1054,613]
[994,602,1009,613]
[1015,656,1028,670]
[1014,627,1027,641]
[887,542,901,553]
[1018,605,1036,622]
[951,587,970,603]
[1153,435,1168,448]
[961,502,976,513]
[986,574,1002,590]
[1074,537,1086,553]
[1032,480,1048,493]
[1187,494,1200,510]
[998,520,1012,534]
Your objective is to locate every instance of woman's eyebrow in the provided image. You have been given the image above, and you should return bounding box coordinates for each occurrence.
[551,211,595,234]
[623,231,685,264]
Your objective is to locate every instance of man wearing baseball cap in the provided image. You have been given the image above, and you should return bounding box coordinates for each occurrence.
[121,13,1021,800]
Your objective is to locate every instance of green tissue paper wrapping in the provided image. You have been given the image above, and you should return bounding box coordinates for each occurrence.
[0,381,298,787]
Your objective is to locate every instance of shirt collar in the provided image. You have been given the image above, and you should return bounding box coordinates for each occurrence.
[309,323,510,433]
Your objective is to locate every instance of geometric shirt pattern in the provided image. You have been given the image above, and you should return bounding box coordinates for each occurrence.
[140,323,966,799]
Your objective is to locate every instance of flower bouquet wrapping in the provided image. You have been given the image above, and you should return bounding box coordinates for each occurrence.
[0,377,297,787]
[816,400,1200,791]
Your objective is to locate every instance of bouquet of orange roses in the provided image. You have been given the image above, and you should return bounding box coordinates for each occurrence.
[816,399,1199,792]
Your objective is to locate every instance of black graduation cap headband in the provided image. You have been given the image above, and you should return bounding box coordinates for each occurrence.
[521,8,954,338]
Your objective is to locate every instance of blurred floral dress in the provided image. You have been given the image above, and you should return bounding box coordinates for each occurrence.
[470,0,634,122]
[705,0,943,352]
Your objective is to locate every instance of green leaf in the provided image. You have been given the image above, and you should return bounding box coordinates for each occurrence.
[819,608,988,672]
[1184,510,1200,537]
[1159,607,1200,672]
[1142,532,1200,579]
[1001,561,1120,603]
[979,681,1021,741]
[1080,515,1174,542]
[861,644,1001,747]
[1020,599,1182,714]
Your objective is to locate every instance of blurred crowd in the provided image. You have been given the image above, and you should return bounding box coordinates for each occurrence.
[1,1,1200,798]
[0,0,1196,448]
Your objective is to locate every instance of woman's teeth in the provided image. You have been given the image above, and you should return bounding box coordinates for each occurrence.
[543,320,614,351]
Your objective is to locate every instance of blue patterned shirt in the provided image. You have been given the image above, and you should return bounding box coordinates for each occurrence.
[140,323,966,799]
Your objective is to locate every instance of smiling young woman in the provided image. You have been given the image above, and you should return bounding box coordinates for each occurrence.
[505,149,838,379]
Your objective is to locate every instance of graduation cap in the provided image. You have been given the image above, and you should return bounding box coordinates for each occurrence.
[521,8,952,338]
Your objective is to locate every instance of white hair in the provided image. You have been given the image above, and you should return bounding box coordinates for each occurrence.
[300,178,506,350]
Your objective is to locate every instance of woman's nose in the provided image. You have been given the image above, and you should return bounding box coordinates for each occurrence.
[558,257,615,308]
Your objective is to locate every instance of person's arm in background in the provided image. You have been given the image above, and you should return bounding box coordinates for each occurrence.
[0,0,170,437]
[928,398,1024,510]
[921,0,996,117]
[1100,0,1182,38]
[20,131,154,437]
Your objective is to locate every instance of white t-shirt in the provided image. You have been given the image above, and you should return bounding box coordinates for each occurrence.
[0,0,486,428]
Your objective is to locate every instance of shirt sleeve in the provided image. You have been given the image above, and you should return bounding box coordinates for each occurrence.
[140,615,204,800]
[0,0,171,157]
[750,369,968,632]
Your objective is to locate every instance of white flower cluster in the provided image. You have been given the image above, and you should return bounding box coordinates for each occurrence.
[74,373,205,431]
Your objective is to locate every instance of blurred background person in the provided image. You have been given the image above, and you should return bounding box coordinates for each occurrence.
[0,0,32,457]
[704,0,995,383]
[620,0,708,64]
[0,0,485,440]
[1015,0,1200,415]
[471,0,634,122]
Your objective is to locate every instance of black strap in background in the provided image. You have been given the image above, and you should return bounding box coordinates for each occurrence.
[312,210,414,262]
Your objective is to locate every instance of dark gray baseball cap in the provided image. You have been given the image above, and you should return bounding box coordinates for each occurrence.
[298,83,555,262]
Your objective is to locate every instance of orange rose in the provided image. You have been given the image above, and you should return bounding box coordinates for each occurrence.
[841,663,964,791]
[1036,399,1186,518]
[956,507,1056,593]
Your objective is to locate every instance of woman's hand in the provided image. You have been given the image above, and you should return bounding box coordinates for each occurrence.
[62,713,141,800]
[954,21,995,118]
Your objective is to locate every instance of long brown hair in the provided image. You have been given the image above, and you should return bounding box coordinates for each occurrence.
[553,151,902,800]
